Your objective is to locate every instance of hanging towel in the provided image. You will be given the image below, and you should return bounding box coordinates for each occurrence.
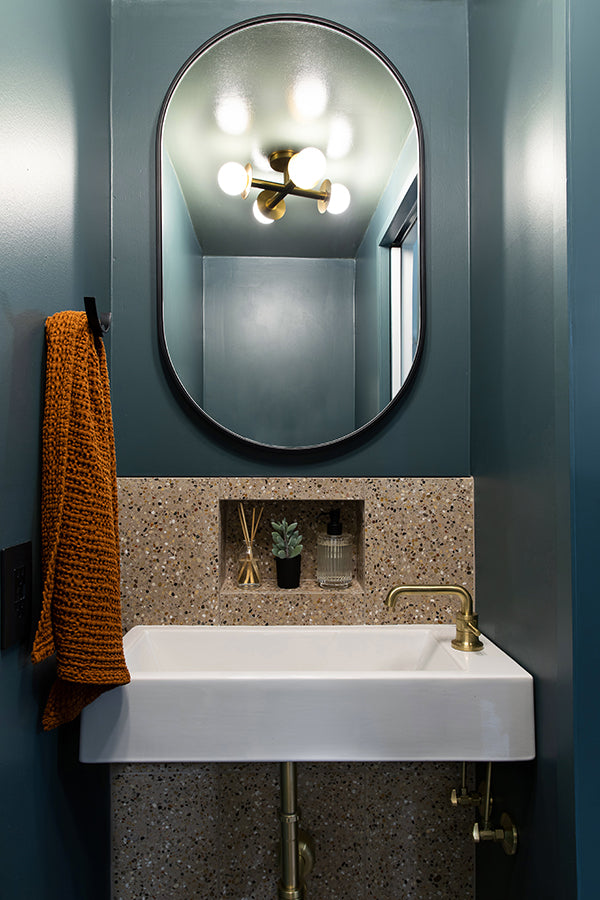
[32,311,130,730]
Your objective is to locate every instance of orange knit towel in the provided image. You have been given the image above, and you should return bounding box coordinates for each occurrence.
[32,311,130,730]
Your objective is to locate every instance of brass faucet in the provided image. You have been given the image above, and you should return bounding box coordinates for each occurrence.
[384,584,484,651]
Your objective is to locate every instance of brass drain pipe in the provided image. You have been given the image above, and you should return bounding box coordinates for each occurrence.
[278,763,314,900]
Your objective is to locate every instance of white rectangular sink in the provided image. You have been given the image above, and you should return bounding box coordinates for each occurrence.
[80,625,535,763]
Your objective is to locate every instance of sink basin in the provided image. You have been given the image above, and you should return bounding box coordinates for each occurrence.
[79,625,535,763]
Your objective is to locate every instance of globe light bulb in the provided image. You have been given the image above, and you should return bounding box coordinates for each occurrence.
[252,199,274,225]
[288,147,326,189]
[217,161,250,196]
[326,182,351,215]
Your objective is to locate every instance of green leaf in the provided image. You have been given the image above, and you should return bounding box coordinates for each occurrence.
[276,549,287,559]
[287,522,297,534]
[271,521,284,534]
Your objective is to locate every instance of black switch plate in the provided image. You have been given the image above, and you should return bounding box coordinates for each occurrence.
[1,542,32,650]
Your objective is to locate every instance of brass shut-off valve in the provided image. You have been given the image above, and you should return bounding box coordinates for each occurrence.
[450,763,481,808]
[451,762,518,857]
[473,813,518,856]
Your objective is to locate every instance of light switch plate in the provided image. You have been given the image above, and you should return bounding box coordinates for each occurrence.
[1,542,32,650]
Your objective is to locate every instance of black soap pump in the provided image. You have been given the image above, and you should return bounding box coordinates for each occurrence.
[316,508,353,588]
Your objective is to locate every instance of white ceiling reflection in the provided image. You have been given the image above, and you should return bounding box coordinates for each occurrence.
[162,20,415,258]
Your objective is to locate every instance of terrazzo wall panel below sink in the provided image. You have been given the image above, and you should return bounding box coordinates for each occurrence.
[110,477,480,900]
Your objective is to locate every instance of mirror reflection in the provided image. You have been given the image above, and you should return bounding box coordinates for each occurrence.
[158,17,424,449]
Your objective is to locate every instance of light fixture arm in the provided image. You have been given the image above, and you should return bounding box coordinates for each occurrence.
[250,177,330,206]
[218,149,344,222]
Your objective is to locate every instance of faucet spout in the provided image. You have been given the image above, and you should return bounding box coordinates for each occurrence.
[385,583,474,616]
[384,584,483,652]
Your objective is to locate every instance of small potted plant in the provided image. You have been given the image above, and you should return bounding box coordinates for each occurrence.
[272,518,303,588]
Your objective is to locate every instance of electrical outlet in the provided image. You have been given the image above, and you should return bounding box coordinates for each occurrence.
[1,542,32,650]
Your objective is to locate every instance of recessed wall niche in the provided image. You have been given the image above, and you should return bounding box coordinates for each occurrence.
[219,499,365,594]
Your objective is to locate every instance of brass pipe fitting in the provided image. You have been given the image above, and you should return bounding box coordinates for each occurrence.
[450,762,481,808]
[471,762,518,856]
[278,763,314,900]
[473,813,518,856]
[384,584,484,651]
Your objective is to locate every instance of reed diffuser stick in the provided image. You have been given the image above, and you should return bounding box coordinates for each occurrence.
[237,502,263,586]
[252,506,263,540]
[238,503,250,544]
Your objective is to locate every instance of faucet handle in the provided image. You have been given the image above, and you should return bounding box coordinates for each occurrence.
[452,612,484,652]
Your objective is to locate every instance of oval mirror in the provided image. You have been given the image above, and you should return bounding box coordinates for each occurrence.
[157,15,424,449]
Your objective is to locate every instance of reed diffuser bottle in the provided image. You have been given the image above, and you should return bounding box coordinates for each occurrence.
[237,503,263,587]
[316,508,353,588]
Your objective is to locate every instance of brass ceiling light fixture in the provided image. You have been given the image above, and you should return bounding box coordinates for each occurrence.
[217,147,350,224]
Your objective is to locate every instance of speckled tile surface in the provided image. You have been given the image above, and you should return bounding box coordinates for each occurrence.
[117,477,473,630]
[112,477,475,900]
[218,763,280,899]
[118,478,220,630]
[362,762,475,900]
[111,763,220,899]
[111,761,475,900]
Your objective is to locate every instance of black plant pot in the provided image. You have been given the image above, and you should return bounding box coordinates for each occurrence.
[275,555,301,589]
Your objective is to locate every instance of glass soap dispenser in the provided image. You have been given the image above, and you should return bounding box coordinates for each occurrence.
[316,508,353,588]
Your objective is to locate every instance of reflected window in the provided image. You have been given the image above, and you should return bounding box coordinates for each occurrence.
[381,177,418,395]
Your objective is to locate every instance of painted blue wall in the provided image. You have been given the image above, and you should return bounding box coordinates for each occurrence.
[567,0,600,895]
[202,256,356,446]
[110,0,470,475]
[5,1,594,896]
[0,1,112,898]
[469,0,575,895]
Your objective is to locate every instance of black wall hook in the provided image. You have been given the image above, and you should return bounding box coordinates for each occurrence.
[84,296,111,338]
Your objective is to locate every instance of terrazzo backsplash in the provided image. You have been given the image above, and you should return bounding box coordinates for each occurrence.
[112,477,476,900]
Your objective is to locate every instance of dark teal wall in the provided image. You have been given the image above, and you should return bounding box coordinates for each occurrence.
[202,256,356,446]
[567,0,600,895]
[110,0,470,475]
[469,0,575,896]
[6,1,593,897]
[0,1,112,898]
